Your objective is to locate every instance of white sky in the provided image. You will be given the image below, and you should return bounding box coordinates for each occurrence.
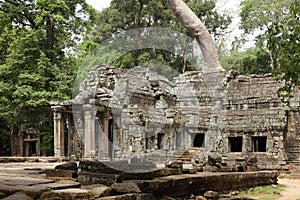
[86,0,111,11]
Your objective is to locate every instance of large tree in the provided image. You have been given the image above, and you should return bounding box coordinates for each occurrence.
[267,0,300,96]
[0,0,95,155]
[222,0,293,75]
[82,0,231,73]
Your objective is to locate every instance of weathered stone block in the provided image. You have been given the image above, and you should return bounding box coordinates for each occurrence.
[207,153,222,165]
[78,171,121,186]
[246,166,259,172]
[44,169,77,178]
[165,161,183,169]
[96,193,156,200]
[82,184,112,198]
[111,182,141,194]
[55,162,78,171]
[1,192,33,200]
[40,188,92,200]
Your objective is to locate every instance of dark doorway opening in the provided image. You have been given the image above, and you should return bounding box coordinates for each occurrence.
[229,137,243,152]
[29,141,37,156]
[193,133,205,147]
[252,136,267,152]
[108,119,114,159]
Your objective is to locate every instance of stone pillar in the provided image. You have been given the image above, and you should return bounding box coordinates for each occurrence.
[67,114,76,157]
[83,105,96,159]
[98,113,111,161]
[73,111,84,159]
[51,106,64,157]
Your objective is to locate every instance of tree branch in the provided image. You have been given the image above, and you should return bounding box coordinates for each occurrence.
[167,0,224,73]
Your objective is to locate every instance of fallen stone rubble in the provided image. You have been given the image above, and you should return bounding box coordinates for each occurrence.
[0,160,280,200]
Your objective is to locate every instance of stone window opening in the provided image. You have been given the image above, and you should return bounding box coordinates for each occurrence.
[192,133,205,148]
[252,136,267,152]
[228,137,243,152]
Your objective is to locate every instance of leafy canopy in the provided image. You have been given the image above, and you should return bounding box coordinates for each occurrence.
[0,0,95,131]
[267,0,300,96]
[81,0,232,73]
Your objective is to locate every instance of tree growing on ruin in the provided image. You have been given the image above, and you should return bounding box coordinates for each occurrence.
[167,0,224,72]
[82,0,231,72]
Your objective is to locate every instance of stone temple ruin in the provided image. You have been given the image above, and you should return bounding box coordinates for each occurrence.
[50,64,300,170]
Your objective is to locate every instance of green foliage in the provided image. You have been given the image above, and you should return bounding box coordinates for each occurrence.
[81,0,232,73]
[230,0,295,76]
[0,0,95,152]
[267,0,300,96]
[239,0,292,48]
[220,47,272,75]
[0,118,10,156]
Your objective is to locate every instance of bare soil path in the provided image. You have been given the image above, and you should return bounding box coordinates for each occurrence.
[278,178,300,200]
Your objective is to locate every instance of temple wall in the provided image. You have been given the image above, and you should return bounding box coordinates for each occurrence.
[51,65,300,169]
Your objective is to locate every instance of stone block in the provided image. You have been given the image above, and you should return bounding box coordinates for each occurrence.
[96,193,156,200]
[218,166,233,172]
[111,182,141,194]
[165,161,183,169]
[44,169,77,179]
[2,192,33,200]
[82,184,112,198]
[207,153,222,165]
[55,162,78,171]
[78,171,121,186]
[246,166,259,172]
[40,188,92,200]
[42,180,81,190]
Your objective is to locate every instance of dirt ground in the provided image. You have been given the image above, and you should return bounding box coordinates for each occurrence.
[278,178,300,200]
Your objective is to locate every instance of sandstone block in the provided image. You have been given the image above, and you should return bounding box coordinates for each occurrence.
[1,192,33,200]
[111,182,141,194]
[78,171,121,186]
[44,169,77,178]
[96,193,156,200]
[40,188,91,200]
[55,162,78,171]
[82,184,112,198]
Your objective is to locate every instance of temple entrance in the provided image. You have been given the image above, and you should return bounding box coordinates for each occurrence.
[23,140,38,156]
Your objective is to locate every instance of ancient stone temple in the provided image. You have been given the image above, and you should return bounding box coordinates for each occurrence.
[11,128,41,157]
[51,64,300,169]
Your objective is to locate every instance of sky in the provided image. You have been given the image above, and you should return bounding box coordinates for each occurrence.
[85,0,111,11]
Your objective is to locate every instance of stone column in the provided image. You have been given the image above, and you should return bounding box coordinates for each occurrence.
[83,105,96,159]
[98,112,111,161]
[51,106,64,157]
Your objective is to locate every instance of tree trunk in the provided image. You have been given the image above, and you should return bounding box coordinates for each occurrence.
[167,0,224,73]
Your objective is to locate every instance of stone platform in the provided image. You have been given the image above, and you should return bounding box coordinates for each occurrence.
[0,161,280,199]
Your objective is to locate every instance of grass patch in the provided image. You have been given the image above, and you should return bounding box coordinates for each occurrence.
[233,184,285,200]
